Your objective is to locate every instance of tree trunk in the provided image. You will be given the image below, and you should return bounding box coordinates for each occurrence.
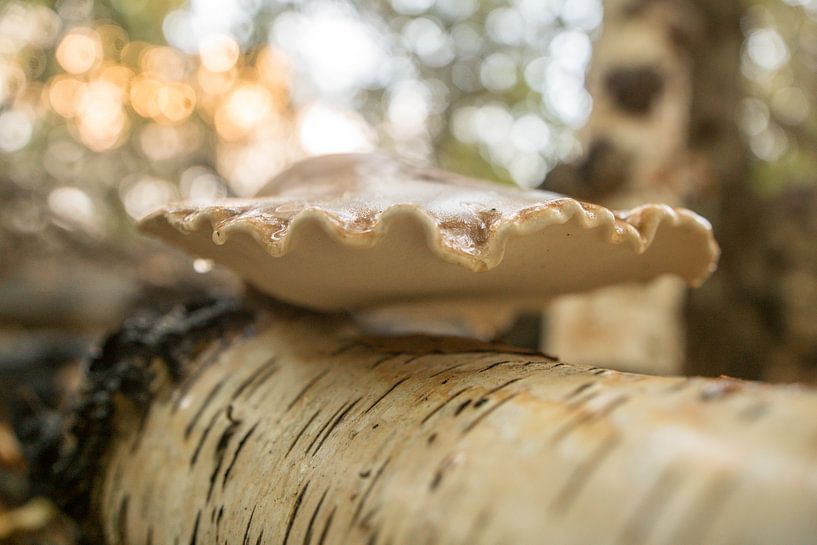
[29,299,817,545]
[542,0,703,375]
[683,0,774,381]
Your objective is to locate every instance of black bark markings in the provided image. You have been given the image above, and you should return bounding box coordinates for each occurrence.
[370,355,399,369]
[330,339,362,356]
[311,397,363,457]
[215,505,225,543]
[568,390,599,409]
[287,370,330,412]
[303,488,328,545]
[317,506,336,545]
[365,377,411,414]
[454,399,472,416]
[564,381,596,401]
[242,504,257,545]
[421,387,472,424]
[616,465,682,545]
[173,338,229,412]
[117,495,129,545]
[190,408,223,466]
[430,455,458,491]
[286,408,322,458]
[184,380,226,439]
[365,529,380,545]
[283,481,310,545]
[231,357,277,401]
[206,408,241,502]
[402,354,425,365]
[550,394,630,445]
[189,510,201,545]
[478,360,512,373]
[427,362,466,378]
[305,402,353,456]
[352,457,391,525]
[462,393,520,435]
[240,360,280,400]
[222,421,260,486]
[549,433,620,514]
[667,474,737,544]
[478,378,524,403]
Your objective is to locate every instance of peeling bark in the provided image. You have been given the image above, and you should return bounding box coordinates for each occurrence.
[30,300,817,545]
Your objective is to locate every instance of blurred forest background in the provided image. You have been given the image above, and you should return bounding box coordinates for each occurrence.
[1,0,817,539]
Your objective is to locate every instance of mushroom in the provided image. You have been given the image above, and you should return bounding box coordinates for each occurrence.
[140,153,718,335]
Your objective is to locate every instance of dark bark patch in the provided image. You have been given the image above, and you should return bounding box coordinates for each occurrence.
[16,297,253,531]
[577,138,631,197]
[604,65,665,116]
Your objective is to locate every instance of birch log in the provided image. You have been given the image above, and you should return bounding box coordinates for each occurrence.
[34,299,817,545]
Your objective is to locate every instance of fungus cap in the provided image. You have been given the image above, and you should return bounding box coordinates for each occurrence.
[139,153,719,313]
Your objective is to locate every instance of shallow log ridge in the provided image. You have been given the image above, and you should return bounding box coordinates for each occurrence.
[42,300,817,545]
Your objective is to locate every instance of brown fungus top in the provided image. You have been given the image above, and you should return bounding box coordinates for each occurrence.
[139,153,719,313]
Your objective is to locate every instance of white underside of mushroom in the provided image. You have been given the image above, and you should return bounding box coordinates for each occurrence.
[139,153,719,337]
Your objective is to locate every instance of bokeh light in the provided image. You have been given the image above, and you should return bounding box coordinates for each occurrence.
[55,27,101,74]
[0,0,813,261]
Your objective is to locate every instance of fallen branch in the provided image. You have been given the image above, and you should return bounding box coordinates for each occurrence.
[27,299,817,545]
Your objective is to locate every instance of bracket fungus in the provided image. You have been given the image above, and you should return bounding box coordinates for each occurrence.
[140,153,719,315]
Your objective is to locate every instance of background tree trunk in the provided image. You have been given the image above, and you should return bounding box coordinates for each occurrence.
[541,0,704,375]
[683,0,774,381]
[33,300,817,545]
